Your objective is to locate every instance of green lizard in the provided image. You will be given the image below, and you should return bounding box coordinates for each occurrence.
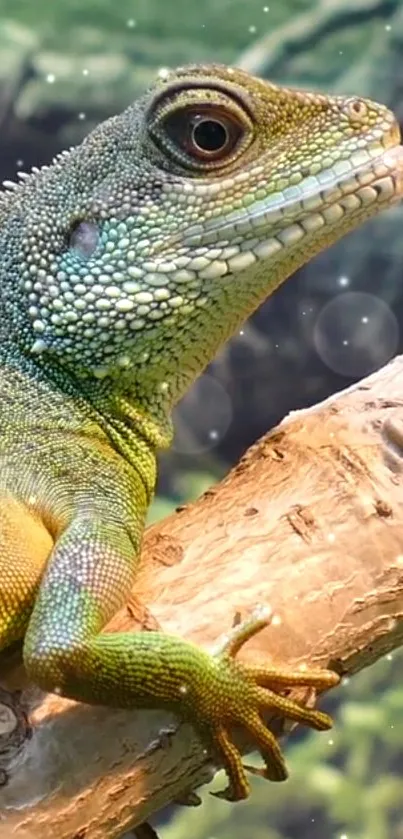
[0,63,402,802]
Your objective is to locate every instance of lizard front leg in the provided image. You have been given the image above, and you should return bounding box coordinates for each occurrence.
[23,482,338,801]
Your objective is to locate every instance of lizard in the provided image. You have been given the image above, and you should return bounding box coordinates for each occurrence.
[0,63,402,803]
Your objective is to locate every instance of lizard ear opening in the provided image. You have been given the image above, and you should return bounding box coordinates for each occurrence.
[68,220,99,259]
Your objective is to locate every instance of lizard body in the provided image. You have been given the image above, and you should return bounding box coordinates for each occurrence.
[0,64,402,800]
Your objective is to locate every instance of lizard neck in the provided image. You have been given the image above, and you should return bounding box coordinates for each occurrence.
[36,267,262,440]
[0,342,162,500]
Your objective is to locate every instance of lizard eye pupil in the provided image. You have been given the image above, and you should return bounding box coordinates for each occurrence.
[192,118,228,153]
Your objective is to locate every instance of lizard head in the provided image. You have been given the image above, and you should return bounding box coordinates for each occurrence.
[0,64,402,415]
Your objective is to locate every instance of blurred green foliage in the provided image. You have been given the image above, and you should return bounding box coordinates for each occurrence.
[0,0,301,132]
[148,471,216,524]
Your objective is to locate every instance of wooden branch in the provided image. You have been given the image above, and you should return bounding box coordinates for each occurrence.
[1,355,403,838]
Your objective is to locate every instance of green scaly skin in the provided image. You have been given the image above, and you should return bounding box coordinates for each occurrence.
[0,64,402,801]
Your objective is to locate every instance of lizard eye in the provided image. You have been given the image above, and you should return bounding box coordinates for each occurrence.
[68,220,99,258]
[148,84,255,173]
[163,107,242,162]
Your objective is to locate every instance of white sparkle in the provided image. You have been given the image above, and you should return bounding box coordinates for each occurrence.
[46,73,56,84]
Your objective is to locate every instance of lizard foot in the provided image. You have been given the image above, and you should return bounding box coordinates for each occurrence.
[195,607,339,801]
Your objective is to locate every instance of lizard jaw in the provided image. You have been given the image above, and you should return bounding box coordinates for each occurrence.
[180,141,403,253]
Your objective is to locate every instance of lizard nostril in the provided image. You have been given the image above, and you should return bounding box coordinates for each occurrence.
[342,97,369,123]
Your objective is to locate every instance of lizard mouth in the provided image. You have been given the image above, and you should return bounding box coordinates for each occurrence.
[182,141,403,251]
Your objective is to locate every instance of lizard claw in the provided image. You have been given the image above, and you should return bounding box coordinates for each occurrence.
[196,607,339,801]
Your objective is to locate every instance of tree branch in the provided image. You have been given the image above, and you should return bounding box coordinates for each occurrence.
[1,355,403,838]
